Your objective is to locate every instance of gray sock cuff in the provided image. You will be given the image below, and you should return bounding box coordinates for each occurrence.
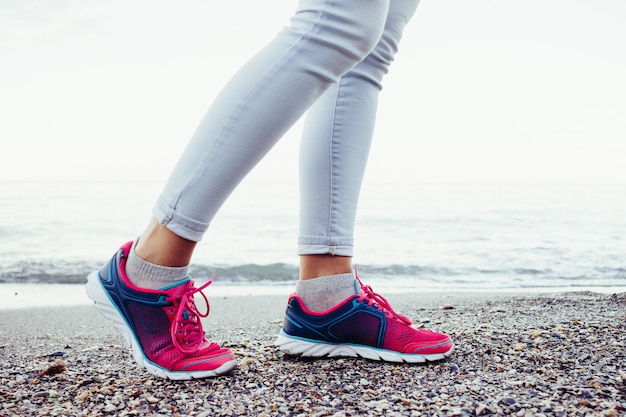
[295,272,356,293]
[295,272,357,312]
[125,240,189,288]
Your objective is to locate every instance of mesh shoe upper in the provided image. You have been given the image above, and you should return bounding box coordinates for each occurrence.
[95,241,235,373]
[281,278,453,356]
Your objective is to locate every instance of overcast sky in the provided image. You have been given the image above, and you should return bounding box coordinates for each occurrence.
[1,0,625,184]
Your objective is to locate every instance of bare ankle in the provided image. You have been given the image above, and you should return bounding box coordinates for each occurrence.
[299,254,353,280]
[135,218,196,267]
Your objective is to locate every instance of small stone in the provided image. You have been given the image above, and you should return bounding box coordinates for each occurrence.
[530,330,543,339]
[501,397,517,406]
[442,304,455,310]
[367,399,390,410]
[77,390,89,402]
[37,360,67,377]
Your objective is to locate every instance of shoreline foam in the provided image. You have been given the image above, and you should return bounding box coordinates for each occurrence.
[2,281,626,311]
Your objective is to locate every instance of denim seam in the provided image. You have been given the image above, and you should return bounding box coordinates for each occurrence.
[327,80,340,254]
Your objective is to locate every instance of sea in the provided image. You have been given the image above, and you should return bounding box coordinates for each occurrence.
[1,181,625,308]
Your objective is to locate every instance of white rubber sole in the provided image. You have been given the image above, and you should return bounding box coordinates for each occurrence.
[86,271,237,380]
[275,331,454,363]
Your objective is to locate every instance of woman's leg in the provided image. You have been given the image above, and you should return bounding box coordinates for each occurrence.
[135,0,391,269]
[279,0,453,358]
[277,4,450,364]
[298,0,421,284]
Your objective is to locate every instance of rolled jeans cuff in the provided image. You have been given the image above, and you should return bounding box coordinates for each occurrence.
[152,196,208,242]
[298,236,354,257]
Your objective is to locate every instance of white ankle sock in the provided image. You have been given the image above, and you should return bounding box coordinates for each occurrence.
[295,273,358,312]
[125,241,189,289]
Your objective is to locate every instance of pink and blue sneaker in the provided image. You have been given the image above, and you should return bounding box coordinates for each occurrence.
[86,241,236,380]
[275,278,453,362]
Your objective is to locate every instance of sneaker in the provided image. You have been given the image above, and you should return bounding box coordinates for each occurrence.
[86,241,236,380]
[275,277,453,362]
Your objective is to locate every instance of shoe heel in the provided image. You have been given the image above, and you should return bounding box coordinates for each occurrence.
[275,331,337,357]
[86,271,134,347]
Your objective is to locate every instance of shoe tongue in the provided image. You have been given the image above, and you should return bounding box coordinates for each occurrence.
[158,276,191,291]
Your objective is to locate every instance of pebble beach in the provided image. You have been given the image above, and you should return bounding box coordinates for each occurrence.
[1,290,625,416]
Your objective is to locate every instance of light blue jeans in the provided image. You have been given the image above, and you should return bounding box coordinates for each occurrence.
[154,0,420,257]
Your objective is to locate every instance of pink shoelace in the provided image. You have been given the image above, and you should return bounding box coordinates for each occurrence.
[167,275,213,354]
[356,272,413,326]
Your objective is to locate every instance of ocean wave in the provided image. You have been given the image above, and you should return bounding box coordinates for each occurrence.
[1,260,625,288]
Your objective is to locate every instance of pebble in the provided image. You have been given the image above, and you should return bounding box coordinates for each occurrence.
[501,397,517,406]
